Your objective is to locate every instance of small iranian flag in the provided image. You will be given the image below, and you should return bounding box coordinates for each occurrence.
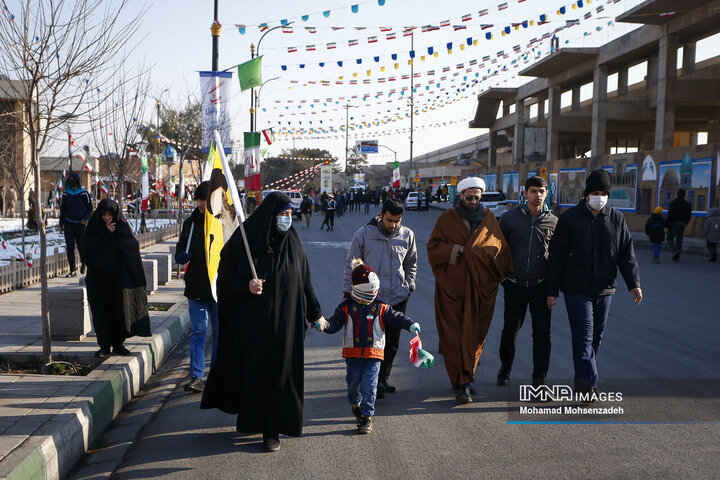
[244,132,262,191]
[392,161,401,188]
[83,161,93,173]
[262,128,275,145]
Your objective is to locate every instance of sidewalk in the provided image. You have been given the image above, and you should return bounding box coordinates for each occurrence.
[0,239,189,480]
[429,202,708,255]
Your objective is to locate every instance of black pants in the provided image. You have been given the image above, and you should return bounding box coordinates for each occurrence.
[64,221,86,272]
[667,221,686,254]
[380,297,408,381]
[321,211,335,229]
[499,282,551,381]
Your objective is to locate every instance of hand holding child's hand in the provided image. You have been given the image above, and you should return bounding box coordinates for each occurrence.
[314,316,328,331]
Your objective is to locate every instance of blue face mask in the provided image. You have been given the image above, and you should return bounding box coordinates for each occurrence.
[276,215,292,232]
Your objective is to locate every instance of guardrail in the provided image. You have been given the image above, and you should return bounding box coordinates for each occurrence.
[0,224,180,294]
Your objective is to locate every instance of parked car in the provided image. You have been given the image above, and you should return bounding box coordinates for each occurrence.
[281,190,303,219]
[404,191,429,211]
[479,191,509,217]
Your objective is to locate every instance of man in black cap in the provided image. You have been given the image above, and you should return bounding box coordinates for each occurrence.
[545,169,642,398]
[174,181,218,393]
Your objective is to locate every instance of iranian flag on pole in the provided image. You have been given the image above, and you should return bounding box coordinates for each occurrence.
[244,132,262,190]
[140,156,150,211]
[392,160,401,188]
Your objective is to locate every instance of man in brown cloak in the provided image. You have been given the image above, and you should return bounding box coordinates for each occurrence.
[427,177,513,404]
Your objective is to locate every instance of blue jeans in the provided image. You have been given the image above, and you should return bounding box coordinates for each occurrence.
[563,294,612,391]
[651,242,661,260]
[188,299,218,379]
[346,358,380,417]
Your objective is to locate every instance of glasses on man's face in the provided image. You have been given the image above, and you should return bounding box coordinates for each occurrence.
[463,195,481,202]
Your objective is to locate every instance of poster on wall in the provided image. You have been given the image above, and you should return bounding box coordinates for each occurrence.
[502,172,520,202]
[602,161,638,211]
[483,173,497,192]
[558,168,587,207]
[658,154,712,215]
[548,173,558,207]
[527,170,537,179]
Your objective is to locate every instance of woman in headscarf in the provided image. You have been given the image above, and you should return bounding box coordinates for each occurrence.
[201,192,323,452]
[84,199,151,358]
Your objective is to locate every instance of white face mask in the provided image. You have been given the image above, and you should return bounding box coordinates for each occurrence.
[587,195,608,211]
[276,215,292,232]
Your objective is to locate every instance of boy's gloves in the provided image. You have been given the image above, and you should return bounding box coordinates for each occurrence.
[409,323,421,334]
[176,251,192,264]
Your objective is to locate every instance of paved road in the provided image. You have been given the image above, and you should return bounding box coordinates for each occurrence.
[70,207,720,480]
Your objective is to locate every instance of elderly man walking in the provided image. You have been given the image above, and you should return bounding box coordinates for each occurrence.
[427,177,513,404]
[343,198,417,398]
[546,169,642,398]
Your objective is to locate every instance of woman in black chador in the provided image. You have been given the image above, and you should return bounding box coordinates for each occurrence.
[201,192,323,452]
[84,199,151,357]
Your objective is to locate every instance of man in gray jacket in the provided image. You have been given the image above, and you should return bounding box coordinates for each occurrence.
[344,198,417,398]
[497,176,558,387]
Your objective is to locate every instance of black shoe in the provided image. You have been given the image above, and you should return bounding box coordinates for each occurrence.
[376,382,385,399]
[455,386,472,405]
[80,264,86,274]
[496,366,511,386]
[184,376,204,393]
[351,404,363,422]
[357,416,373,434]
[382,379,397,393]
[262,434,280,452]
[113,345,132,356]
[578,386,599,404]
[672,251,680,261]
[65,271,77,278]
[94,348,111,358]
[709,254,717,262]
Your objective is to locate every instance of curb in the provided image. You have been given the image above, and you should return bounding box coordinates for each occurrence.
[0,305,190,480]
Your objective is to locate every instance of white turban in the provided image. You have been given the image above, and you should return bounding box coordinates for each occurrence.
[457,177,486,193]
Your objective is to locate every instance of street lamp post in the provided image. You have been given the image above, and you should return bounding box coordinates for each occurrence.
[250,23,291,132]
[255,76,280,132]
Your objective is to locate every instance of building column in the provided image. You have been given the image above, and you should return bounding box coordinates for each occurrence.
[537,98,545,120]
[513,99,525,164]
[647,54,658,86]
[571,86,581,111]
[546,86,560,162]
[655,30,678,150]
[488,132,498,167]
[682,41,696,75]
[618,68,629,95]
[592,65,608,158]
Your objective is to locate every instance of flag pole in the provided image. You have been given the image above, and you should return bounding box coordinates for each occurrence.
[213,130,257,280]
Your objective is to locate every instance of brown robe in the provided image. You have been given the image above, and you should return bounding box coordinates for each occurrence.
[427,208,513,388]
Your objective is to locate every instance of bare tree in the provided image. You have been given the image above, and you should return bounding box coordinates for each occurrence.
[89,66,151,213]
[0,0,144,367]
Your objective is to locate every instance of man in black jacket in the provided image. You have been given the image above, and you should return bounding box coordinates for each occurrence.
[546,169,642,396]
[498,176,557,387]
[59,172,93,277]
[666,188,692,261]
[175,181,217,393]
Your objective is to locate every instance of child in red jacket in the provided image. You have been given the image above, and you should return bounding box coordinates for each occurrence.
[315,259,420,434]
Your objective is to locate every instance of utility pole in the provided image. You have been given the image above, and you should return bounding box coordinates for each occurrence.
[409,32,415,185]
[211,0,220,71]
[345,104,350,171]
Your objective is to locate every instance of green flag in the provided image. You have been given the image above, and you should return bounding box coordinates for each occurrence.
[237,56,263,91]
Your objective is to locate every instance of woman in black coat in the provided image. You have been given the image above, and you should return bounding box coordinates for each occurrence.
[201,192,323,452]
[84,199,151,357]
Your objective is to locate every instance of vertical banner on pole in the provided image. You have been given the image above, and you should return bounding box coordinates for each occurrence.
[320,164,333,193]
[244,132,262,190]
[200,71,233,154]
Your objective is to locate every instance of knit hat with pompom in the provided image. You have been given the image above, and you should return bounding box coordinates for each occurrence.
[350,258,380,304]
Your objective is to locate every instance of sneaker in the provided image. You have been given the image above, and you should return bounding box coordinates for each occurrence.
[351,404,363,422]
[654,258,660,264]
[672,252,680,262]
[496,365,511,386]
[357,416,373,434]
[184,376,204,393]
[94,347,111,358]
[65,271,77,278]
[262,433,280,452]
[113,345,132,356]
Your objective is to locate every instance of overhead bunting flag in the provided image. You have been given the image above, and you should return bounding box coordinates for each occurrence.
[244,132,262,191]
[237,56,263,91]
[205,144,240,300]
[392,160,401,188]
